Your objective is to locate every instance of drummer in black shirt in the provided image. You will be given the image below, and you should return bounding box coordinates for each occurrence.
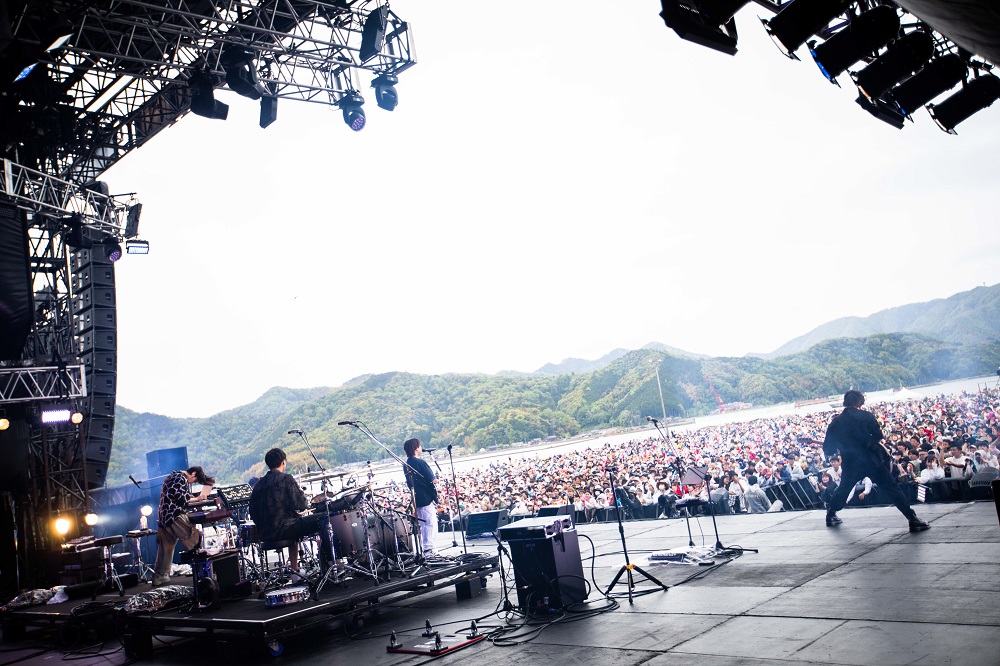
[249,448,333,572]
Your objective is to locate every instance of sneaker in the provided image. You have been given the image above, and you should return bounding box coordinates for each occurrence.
[825,512,842,527]
[908,517,931,532]
[152,574,170,586]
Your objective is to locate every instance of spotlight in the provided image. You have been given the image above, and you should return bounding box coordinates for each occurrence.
[140,505,154,517]
[71,411,84,424]
[223,46,268,100]
[189,73,229,120]
[338,92,366,131]
[809,6,899,84]
[359,5,389,63]
[84,512,99,526]
[0,417,8,431]
[853,31,934,102]
[54,516,72,536]
[124,202,142,238]
[371,74,399,111]
[762,0,852,59]
[659,0,751,56]
[928,74,1000,134]
[855,94,905,129]
[140,504,153,529]
[888,54,966,118]
[126,239,149,254]
[103,237,122,262]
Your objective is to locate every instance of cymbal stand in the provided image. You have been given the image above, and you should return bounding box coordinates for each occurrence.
[339,421,430,577]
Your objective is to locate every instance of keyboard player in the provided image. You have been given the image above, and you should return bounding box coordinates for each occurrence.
[152,466,216,586]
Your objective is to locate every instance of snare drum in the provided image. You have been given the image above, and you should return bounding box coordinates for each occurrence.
[264,585,310,608]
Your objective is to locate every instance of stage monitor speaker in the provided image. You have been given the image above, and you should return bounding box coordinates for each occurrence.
[465,509,509,537]
[505,528,586,613]
[147,447,189,480]
[0,203,33,361]
[537,503,574,518]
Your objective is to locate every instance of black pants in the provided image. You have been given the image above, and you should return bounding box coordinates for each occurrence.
[280,513,335,565]
[829,461,915,520]
[657,494,677,516]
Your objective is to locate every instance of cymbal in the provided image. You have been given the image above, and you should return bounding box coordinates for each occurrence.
[296,470,346,482]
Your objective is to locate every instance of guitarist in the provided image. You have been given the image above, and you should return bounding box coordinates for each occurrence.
[402,438,439,558]
[822,390,930,532]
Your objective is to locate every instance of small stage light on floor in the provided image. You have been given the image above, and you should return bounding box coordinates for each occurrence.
[84,512,99,527]
[809,6,899,85]
[371,74,399,110]
[853,31,934,102]
[659,0,751,56]
[103,237,122,262]
[54,516,72,537]
[928,73,1000,134]
[762,0,852,59]
[126,239,149,254]
[140,504,153,530]
[339,92,366,131]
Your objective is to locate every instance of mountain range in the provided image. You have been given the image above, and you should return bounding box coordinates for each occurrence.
[108,283,1000,487]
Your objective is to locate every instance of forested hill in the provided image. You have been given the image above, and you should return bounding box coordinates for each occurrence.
[110,332,1000,487]
[763,283,1000,358]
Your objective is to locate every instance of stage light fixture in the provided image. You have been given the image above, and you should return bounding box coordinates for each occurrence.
[371,74,399,111]
[126,239,149,254]
[856,94,905,129]
[928,74,1000,133]
[853,31,934,102]
[223,47,268,100]
[140,505,154,517]
[888,54,966,117]
[659,0,751,56]
[41,407,72,424]
[103,237,122,262]
[83,512,99,527]
[189,73,229,120]
[71,411,84,424]
[360,5,389,63]
[338,92,366,131]
[0,416,8,431]
[260,96,278,128]
[809,6,899,84]
[54,516,72,536]
[762,0,852,59]
[124,203,142,238]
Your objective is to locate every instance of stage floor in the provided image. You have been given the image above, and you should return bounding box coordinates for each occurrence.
[2,501,998,665]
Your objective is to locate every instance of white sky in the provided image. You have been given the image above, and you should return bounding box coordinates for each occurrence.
[102,1,1000,418]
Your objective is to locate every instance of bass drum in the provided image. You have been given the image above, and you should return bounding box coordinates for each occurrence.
[329,510,367,555]
[366,512,411,555]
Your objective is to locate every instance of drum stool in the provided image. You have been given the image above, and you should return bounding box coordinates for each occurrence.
[256,539,301,598]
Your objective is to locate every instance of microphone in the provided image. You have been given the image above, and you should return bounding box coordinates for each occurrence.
[287,429,303,434]
[423,448,437,453]
[647,416,658,423]
[337,421,357,426]
[129,474,141,488]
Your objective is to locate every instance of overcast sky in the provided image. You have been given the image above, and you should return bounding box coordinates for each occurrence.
[101,1,1000,418]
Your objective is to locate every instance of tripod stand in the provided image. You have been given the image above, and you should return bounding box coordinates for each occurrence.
[603,466,669,604]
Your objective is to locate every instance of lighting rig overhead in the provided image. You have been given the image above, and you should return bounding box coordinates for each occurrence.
[659,0,998,133]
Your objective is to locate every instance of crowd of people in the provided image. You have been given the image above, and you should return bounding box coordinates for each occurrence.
[389,387,1000,526]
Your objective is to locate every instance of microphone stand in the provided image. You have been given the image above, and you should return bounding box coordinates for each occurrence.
[289,430,343,596]
[446,444,468,555]
[604,466,669,604]
[340,421,429,576]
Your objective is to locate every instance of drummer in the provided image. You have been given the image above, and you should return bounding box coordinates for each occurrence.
[249,448,334,572]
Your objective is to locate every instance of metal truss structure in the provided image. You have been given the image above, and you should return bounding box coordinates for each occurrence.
[1,0,417,588]
[4,0,416,185]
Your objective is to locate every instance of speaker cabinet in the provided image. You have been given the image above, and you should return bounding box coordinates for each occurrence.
[504,528,586,612]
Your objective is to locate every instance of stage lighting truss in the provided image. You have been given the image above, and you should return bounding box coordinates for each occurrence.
[660,0,996,132]
[2,0,417,185]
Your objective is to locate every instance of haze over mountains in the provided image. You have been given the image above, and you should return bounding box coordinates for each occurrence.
[110,283,1000,487]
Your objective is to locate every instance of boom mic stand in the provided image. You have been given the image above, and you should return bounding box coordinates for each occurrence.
[604,466,669,604]
[339,421,430,577]
[289,429,344,596]
[446,444,468,555]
